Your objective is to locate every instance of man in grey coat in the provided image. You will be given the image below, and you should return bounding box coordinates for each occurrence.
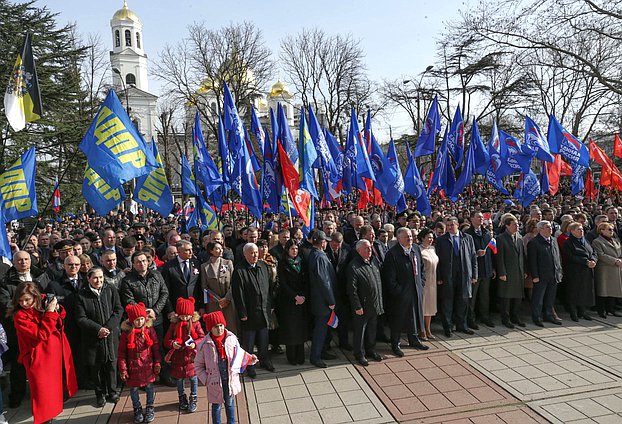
[435,217,478,337]
[496,215,526,328]
[308,231,337,368]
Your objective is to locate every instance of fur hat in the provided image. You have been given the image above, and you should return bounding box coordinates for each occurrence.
[176,297,195,316]
[203,311,226,331]
[126,302,147,322]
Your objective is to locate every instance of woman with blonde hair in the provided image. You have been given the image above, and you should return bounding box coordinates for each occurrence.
[591,222,622,318]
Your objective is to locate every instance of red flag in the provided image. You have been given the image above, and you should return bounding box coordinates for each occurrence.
[615,134,622,159]
[277,143,312,227]
[560,157,572,176]
[585,170,597,200]
[590,139,622,190]
[548,154,562,195]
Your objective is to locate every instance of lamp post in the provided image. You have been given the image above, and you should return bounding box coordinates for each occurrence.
[404,64,434,135]
[112,67,130,115]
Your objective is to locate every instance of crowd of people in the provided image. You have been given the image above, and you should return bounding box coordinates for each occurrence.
[0,190,621,424]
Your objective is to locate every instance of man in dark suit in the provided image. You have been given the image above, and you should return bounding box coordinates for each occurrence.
[269,229,290,261]
[528,221,563,326]
[343,215,364,246]
[232,242,274,378]
[435,217,478,337]
[382,227,428,357]
[159,240,202,315]
[496,215,526,328]
[325,231,352,349]
[465,211,495,328]
[606,206,622,240]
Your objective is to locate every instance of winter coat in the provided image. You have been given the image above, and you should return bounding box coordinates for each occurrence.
[75,283,123,366]
[435,232,478,299]
[194,331,244,404]
[307,247,337,317]
[200,257,238,335]
[563,236,597,307]
[119,270,169,326]
[495,231,525,299]
[231,261,272,331]
[14,306,78,424]
[163,312,205,379]
[276,257,309,345]
[346,253,384,316]
[592,236,622,298]
[118,320,161,387]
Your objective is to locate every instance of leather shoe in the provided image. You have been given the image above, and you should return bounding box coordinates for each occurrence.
[409,340,430,350]
[367,352,383,362]
[261,362,275,372]
[392,347,404,357]
[502,320,515,329]
[96,393,106,408]
[570,313,579,322]
[598,311,607,318]
[311,360,327,368]
[246,366,257,378]
[443,328,452,338]
[533,320,544,327]
[457,328,475,335]
[107,392,120,403]
[467,321,480,330]
[611,311,622,317]
[355,356,369,366]
[582,314,593,321]
[511,318,526,327]
[481,319,495,327]
[549,319,562,325]
[271,345,284,354]
[321,352,337,360]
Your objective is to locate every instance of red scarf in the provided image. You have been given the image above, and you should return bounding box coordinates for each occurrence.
[211,331,226,359]
[127,326,153,349]
[175,320,198,346]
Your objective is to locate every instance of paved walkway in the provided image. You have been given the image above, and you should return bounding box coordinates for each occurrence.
[6,310,622,423]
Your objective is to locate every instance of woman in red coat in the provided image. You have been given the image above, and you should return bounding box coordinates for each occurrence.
[12,281,78,424]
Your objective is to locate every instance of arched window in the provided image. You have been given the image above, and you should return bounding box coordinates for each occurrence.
[115,30,120,47]
[136,32,141,49]
[126,73,136,86]
[125,30,131,46]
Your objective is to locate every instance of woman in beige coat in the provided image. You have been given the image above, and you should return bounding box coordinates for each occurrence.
[592,223,622,318]
[200,241,239,334]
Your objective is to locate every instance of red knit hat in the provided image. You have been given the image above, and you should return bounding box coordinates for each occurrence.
[126,302,147,322]
[203,311,227,330]
[176,297,195,316]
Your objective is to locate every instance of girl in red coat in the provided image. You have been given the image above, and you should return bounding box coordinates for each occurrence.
[164,297,205,412]
[12,281,78,424]
[118,303,161,424]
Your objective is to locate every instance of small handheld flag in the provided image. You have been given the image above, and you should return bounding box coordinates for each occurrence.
[231,346,256,374]
[486,238,497,254]
[184,336,195,348]
[52,178,61,213]
[327,310,339,328]
[203,289,221,304]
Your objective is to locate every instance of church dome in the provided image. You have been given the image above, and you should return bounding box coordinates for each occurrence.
[269,80,292,98]
[112,0,140,23]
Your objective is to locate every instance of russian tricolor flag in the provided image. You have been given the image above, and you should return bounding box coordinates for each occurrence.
[327,310,339,329]
[231,345,255,373]
[487,238,497,254]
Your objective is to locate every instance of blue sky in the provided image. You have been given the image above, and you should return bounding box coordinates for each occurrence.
[38,0,468,137]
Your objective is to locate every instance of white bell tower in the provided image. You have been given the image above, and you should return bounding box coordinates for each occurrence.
[110,0,149,91]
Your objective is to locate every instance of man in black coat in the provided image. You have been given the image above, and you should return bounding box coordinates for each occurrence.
[527,221,563,326]
[343,215,364,247]
[160,240,202,314]
[382,227,428,357]
[308,231,337,368]
[359,224,389,342]
[465,211,495,328]
[269,229,290,261]
[75,267,124,406]
[325,231,352,349]
[346,240,384,366]
[232,242,274,378]
[435,217,478,337]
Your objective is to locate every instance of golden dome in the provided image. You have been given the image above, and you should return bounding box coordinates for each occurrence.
[197,79,218,94]
[112,0,140,23]
[269,80,292,98]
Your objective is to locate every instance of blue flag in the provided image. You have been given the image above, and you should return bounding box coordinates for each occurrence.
[429,128,456,196]
[386,139,407,209]
[571,163,587,195]
[452,135,476,198]
[243,126,261,173]
[83,163,125,216]
[415,95,442,157]
[308,105,338,179]
[404,144,432,216]
[513,170,541,207]
[447,105,465,168]
[193,112,223,196]
[428,127,447,194]
[539,161,550,195]
[0,218,12,260]
[79,90,157,186]
[250,106,266,157]
[347,108,375,187]
[499,130,532,175]
[524,115,554,162]
[217,115,231,184]
[181,154,198,196]
[299,108,319,199]
[232,131,262,219]
[471,119,489,175]
[485,120,510,195]
[195,193,220,231]
[0,147,37,221]
[547,115,590,167]
[261,130,280,213]
[365,111,395,202]
[325,129,344,196]
[133,140,173,217]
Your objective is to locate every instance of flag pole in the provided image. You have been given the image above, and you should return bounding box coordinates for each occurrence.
[285,188,293,228]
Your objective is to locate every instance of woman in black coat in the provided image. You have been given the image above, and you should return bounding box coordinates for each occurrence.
[563,222,598,321]
[277,240,309,365]
[75,267,123,407]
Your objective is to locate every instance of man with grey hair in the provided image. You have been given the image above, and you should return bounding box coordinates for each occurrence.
[232,243,274,377]
[346,239,384,366]
[527,220,563,326]
[323,221,337,238]
[586,215,608,244]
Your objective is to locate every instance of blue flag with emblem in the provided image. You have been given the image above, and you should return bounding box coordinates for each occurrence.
[485,120,509,195]
[181,154,198,196]
[250,106,266,157]
[447,105,465,169]
[193,112,223,196]
[471,119,489,175]
[415,95,442,157]
[547,115,590,167]
[404,144,431,216]
[539,161,550,195]
[308,105,338,179]
[262,126,280,213]
[386,138,407,209]
[133,140,173,217]
[79,90,157,186]
[82,162,125,216]
[365,111,395,202]
[452,134,476,198]
[0,147,37,222]
[428,127,455,195]
[513,170,541,207]
[299,107,319,199]
[499,130,532,175]
[195,193,220,231]
[232,127,262,219]
[571,163,587,195]
[524,115,554,163]
[217,115,231,184]
[348,108,375,187]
